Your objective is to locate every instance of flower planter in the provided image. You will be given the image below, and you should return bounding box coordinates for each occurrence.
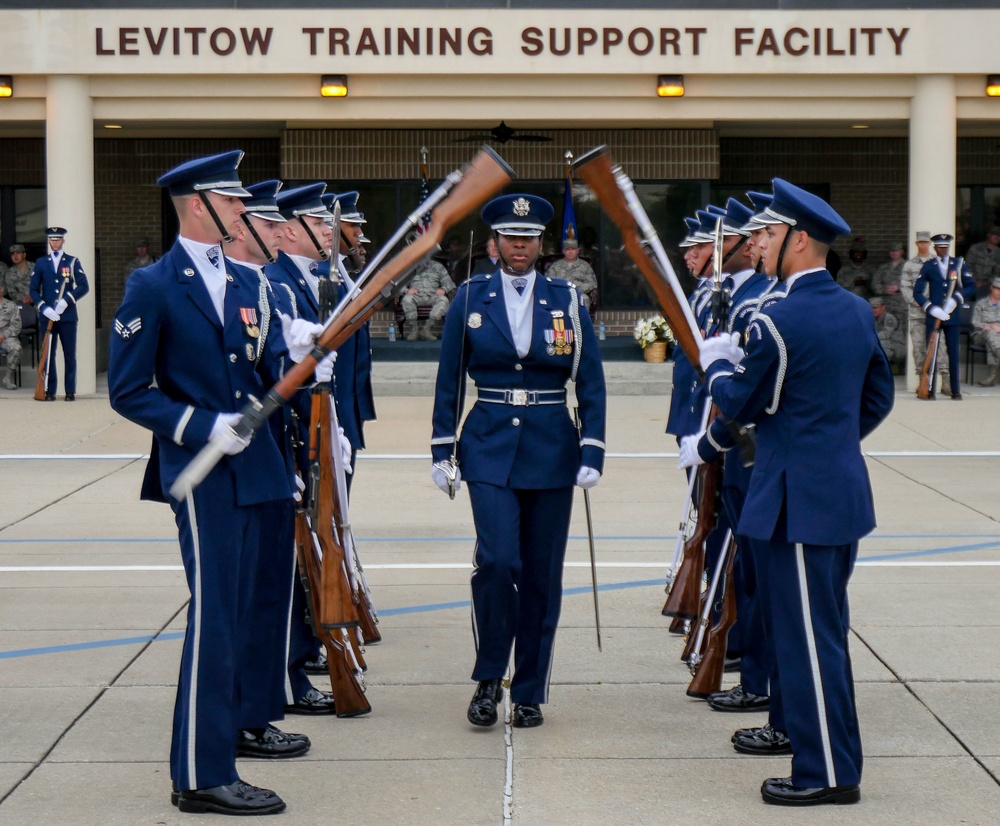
[643,341,668,363]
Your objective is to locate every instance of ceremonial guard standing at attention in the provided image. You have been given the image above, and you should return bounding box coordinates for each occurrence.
[109,151,333,815]
[699,179,894,806]
[430,194,607,729]
[30,227,89,400]
[913,233,976,400]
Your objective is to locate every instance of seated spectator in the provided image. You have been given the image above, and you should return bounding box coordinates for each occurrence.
[871,242,907,320]
[400,257,455,341]
[124,238,157,280]
[471,237,500,276]
[545,239,598,310]
[871,297,906,369]
[3,244,34,304]
[966,227,1000,292]
[972,276,1000,386]
[0,293,22,389]
[837,236,874,299]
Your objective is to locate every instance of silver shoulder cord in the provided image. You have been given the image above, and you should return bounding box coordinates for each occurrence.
[568,284,583,382]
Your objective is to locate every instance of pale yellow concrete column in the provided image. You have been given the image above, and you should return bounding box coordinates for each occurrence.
[45,75,96,396]
[906,74,956,392]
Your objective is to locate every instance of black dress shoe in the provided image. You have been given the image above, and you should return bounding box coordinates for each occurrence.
[467,679,503,727]
[707,684,770,713]
[284,686,336,715]
[237,725,310,758]
[176,780,286,815]
[512,703,544,728]
[761,776,860,806]
[951,393,963,400]
[65,393,75,401]
[732,724,792,755]
[42,393,55,401]
[304,651,328,675]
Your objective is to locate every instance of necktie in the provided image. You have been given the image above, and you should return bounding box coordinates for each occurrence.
[512,278,527,296]
[207,247,221,269]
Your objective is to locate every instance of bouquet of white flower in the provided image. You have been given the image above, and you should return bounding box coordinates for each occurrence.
[633,315,675,350]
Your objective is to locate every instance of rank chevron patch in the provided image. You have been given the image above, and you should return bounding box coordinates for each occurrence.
[114,317,142,340]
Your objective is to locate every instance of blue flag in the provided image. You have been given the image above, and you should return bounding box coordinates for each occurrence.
[561,168,577,249]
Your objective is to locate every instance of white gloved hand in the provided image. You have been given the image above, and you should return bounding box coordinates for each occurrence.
[431,461,461,495]
[54,299,68,315]
[678,434,705,470]
[576,466,601,489]
[42,307,60,322]
[336,426,353,474]
[698,332,744,371]
[943,297,959,315]
[929,306,950,322]
[293,474,306,503]
[209,413,251,456]
[279,313,325,362]
[314,350,337,383]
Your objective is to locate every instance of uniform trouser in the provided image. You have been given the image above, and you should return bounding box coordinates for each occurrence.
[910,311,949,377]
[757,533,862,789]
[720,483,770,697]
[975,330,1000,366]
[400,293,449,324]
[169,475,278,791]
[467,482,574,704]
[45,320,77,395]
[925,320,962,396]
[243,498,294,726]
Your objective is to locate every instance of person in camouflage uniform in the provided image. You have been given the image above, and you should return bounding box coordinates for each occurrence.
[972,276,1000,386]
[123,238,157,281]
[870,242,907,320]
[965,227,1000,291]
[545,239,598,310]
[0,295,22,389]
[3,244,34,304]
[836,237,874,299]
[871,297,906,368]
[400,257,455,340]
[900,231,946,381]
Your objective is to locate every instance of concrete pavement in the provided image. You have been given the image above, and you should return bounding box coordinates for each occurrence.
[1,365,1000,824]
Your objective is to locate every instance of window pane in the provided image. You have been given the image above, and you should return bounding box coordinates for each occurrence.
[15,189,47,244]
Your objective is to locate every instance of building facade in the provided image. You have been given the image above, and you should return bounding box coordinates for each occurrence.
[1,3,998,392]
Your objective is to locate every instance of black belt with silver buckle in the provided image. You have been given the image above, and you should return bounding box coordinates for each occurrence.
[477,387,567,406]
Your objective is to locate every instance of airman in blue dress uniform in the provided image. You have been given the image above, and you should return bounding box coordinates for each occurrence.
[431,194,607,729]
[30,226,89,400]
[109,151,331,816]
[913,233,976,399]
[699,178,894,806]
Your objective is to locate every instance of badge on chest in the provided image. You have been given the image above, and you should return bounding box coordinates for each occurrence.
[240,307,260,339]
[544,312,574,356]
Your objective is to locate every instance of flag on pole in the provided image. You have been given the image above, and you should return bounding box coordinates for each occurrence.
[561,150,577,249]
[417,146,431,234]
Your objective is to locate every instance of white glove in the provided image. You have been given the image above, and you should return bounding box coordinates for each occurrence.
[54,299,68,315]
[431,461,461,495]
[336,426,353,474]
[293,474,306,503]
[280,314,325,362]
[943,297,958,315]
[698,332,744,372]
[314,350,337,383]
[42,307,60,322]
[929,306,950,322]
[678,434,705,470]
[576,466,601,489]
[209,413,251,456]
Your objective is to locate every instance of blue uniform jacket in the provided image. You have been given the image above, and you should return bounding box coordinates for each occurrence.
[30,252,89,322]
[431,273,606,489]
[265,252,318,321]
[109,243,293,506]
[913,257,976,327]
[704,270,894,545]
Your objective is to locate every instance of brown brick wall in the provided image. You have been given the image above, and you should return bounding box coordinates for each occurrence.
[0,139,45,186]
[282,128,720,181]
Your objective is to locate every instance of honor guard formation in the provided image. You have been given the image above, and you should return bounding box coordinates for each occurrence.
[103,145,907,815]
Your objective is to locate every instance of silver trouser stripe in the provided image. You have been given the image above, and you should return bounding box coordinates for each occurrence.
[174,406,195,446]
[477,388,566,406]
[795,544,837,787]
[183,484,202,788]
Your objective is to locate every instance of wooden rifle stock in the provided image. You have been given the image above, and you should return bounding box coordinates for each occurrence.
[686,537,738,699]
[306,391,371,716]
[662,457,720,620]
[168,145,514,501]
[573,146,702,367]
[35,277,70,401]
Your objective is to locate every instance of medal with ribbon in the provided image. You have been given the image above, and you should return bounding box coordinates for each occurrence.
[240,307,260,339]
